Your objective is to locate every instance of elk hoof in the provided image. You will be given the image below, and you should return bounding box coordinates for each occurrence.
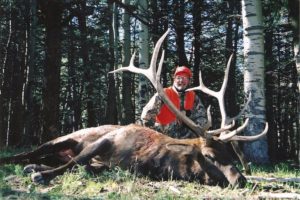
[24,164,38,174]
[31,172,45,184]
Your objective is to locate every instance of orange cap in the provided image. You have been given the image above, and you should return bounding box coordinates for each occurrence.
[174,66,192,78]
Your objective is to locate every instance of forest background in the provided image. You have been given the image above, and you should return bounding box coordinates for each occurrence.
[0,0,299,165]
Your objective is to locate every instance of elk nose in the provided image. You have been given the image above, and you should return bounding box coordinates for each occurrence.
[236,175,247,188]
[226,166,247,187]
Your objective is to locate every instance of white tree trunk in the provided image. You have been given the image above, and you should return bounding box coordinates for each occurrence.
[295,29,300,164]
[113,2,122,123]
[241,0,269,164]
[137,0,150,116]
[293,5,300,164]
[296,39,300,96]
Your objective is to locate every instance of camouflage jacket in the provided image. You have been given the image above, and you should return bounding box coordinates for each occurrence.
[141,89,208,139]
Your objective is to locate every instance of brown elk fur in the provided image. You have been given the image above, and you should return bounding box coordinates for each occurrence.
[0,124,246,187]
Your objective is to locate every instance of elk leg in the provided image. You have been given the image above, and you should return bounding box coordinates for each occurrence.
[23,164,54,174]
[0,138,78,165]
[231,141,251,175]
[84,161,110,174]
[30,138,112,184]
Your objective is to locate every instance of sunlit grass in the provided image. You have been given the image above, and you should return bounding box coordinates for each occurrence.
[0,148,299,199]
[250,162,300,178]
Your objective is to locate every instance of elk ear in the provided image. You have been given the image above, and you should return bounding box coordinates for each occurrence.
[166,143,194,155]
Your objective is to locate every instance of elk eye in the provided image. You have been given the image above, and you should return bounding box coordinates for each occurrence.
[204,154,215,162]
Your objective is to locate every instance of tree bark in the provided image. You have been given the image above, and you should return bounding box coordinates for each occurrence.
[173,0,188,66]
[41,0,63,142]
[265,28,277,162]
[105,1,118,124]
[192,0,203,87]
[161,0,169,87]
[288,0,300,92]
[225,0,238,117]
[0,1,26,146]
[121,0,134,124]
[24,0,38,145]
[241,0,269,164]
[9,2,26,146]
[138,0,150,116]
[66,21,82,132]
[0,1,13,146]
[287,0,300,164]
[78,1,96,127]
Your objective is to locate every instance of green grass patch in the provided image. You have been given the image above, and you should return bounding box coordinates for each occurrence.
[0,148,299,199]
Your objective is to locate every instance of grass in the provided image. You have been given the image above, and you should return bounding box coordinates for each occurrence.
[0,148,299,199]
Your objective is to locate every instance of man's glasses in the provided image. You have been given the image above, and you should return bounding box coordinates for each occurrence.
[175,76,189,81]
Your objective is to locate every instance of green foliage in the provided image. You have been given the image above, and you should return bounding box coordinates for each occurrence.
[251,162,299,177]
[0,157,299,199]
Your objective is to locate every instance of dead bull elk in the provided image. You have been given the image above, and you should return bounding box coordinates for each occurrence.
[0,29,268,187]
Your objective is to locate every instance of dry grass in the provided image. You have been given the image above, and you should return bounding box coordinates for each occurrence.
[0,149,299,199]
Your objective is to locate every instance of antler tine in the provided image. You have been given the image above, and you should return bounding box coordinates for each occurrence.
[228,122,268,141]
[187,55,235,138]
[226,92,251,124]
[150,29,170,79]
[186,54,268,142]
[109,28,170,87]
[205,105,212,129]
[207,120,235,136]
[187,71,218,98]
[109,51,144,74]
[217,118,249,142]
[220,54,234,95]
[188,54,233,98]
[156,50,164,84]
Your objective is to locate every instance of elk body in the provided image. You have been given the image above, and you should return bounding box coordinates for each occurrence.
[0,124,246,187]
[0,29,268,187]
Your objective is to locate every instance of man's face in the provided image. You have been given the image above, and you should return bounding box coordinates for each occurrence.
[173,74,190,92]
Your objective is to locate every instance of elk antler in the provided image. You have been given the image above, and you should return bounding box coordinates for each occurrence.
[188,55,268,142]
[110,29,232,138]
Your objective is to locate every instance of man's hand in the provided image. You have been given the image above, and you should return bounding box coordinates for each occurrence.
[143,120,155,128]
[176,110,186,125]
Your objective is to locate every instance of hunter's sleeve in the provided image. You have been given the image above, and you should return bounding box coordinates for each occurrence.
[190,95,208,127]
[141,93,163,127]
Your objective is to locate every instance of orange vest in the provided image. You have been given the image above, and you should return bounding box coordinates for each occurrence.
[156,87,195,125]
